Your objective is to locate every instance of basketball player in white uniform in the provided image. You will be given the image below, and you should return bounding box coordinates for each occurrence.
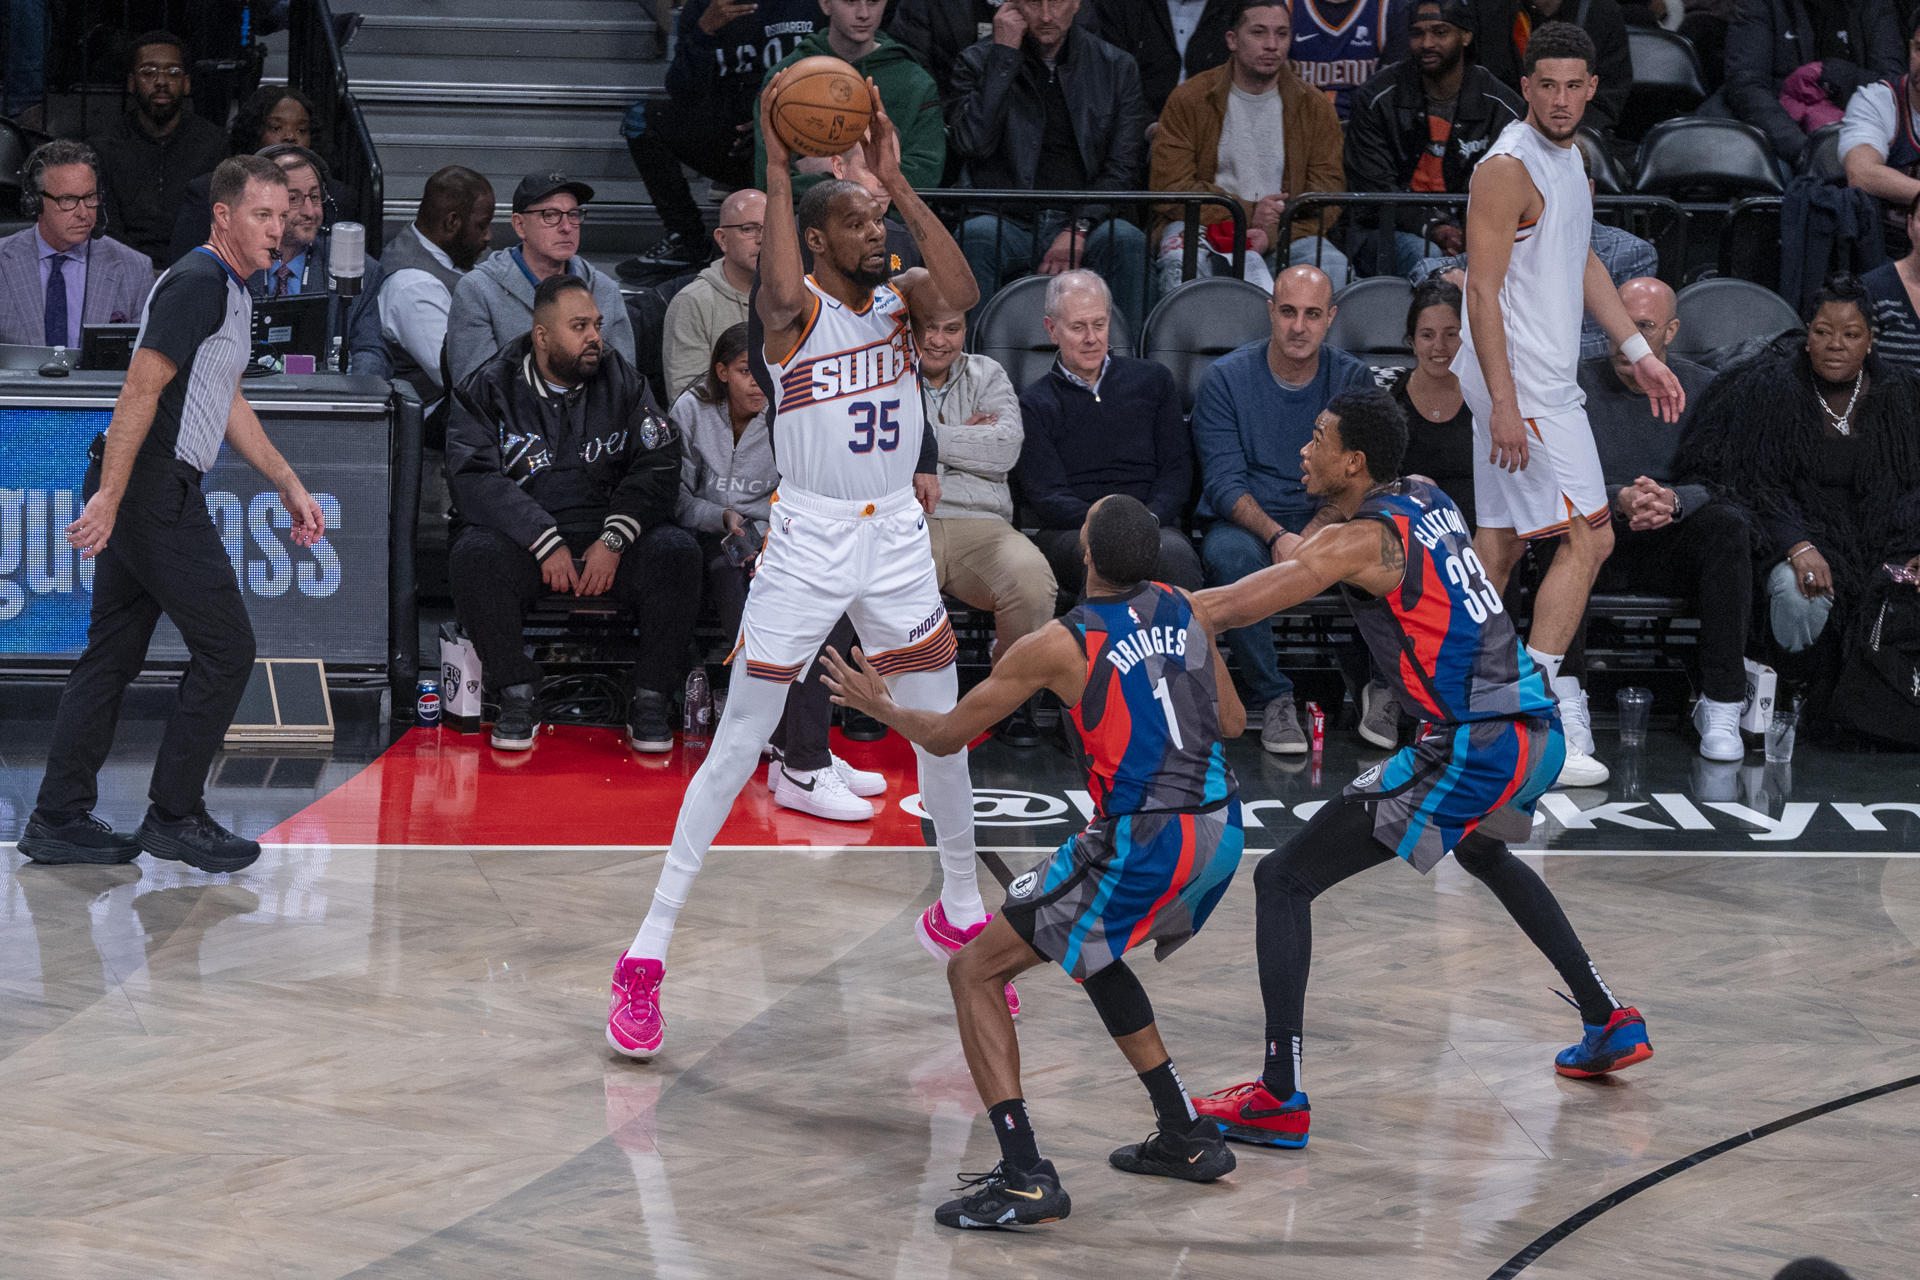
[1453,21,1684,787]
[606,76,991,1059]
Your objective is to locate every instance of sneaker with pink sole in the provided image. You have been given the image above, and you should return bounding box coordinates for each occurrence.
[916,901,1021,1018]
[607,951,665,1059]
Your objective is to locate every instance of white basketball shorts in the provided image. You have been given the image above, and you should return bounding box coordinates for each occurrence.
[1462,392,1610,541]
[732,484,956,685]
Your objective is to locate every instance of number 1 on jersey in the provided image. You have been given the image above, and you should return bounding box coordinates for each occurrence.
[1151,676,1185,750]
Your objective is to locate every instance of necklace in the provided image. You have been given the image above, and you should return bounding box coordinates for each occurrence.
[1813,369,1863,436]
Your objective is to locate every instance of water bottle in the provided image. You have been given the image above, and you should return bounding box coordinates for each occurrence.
[683,668,713,748]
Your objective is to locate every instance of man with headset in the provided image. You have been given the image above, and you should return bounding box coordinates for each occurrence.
[15,155,326,873]
[249,143,389,376]
[0,140,154,348]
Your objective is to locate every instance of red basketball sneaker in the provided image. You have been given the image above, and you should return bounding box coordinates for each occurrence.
[1194,1081,1311,1148]
[607,951,665,1060]
[916,901,1020,1018]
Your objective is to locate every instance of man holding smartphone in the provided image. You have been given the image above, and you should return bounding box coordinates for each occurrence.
[444,273,700,753]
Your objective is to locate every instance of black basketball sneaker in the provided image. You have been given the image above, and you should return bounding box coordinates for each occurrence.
[1108,1116,1238,1182]
[933,1160,1071,1230]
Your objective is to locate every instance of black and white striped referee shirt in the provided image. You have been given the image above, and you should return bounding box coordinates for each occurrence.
[123,246,253,473]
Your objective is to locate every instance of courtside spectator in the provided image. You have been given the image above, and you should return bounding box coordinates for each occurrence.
[1374,278,1476,528]
[1838,16,1920,235]
[446,172,635,387]
[1862,195,1920,369]
[1577,278,1742,761]
[446,275,699,755]
[624,0,819,274]
[378,166,496,412]
[1678,274,1920,713]
[1470,0,1631,135]
[1017,271,1200,595]
[891,0,1097,119]
[0,140,150,347]
[911,288,1059,741]
[661,189,766,399]
[1091,0,1236,117]
[250,145,388,377]
[951,0,1152,330]
[90,30,226,266]
[1411,142,1655,359]
[755,0,945,195]
[1344,0,1523,276]
[1192,264,1368,752]
[1724,0,1901,168]
[1288,0,1412,119]
[167,86,343,262]
[1150,0,1346,292]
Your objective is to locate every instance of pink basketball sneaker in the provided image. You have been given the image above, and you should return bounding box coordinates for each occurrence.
[916,901,1020,1018]
[607,951,665,1059]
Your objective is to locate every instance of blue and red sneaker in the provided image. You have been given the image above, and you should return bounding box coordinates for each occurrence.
[1193,1081,1310,1148]
[1555,1006,1653,1078]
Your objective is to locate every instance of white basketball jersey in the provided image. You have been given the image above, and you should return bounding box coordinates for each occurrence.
[1454,120,1591,417]
[765,276,923,500]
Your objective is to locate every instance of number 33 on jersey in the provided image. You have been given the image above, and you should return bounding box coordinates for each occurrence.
[766,275,923,500]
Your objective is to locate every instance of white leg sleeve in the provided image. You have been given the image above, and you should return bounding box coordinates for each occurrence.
[629,674,791,961]
[888,665,985,928]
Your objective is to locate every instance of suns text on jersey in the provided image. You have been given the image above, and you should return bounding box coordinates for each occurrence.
[1105,625,1189,674]
[787,338,912,409]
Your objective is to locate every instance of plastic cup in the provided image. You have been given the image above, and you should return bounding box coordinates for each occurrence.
[1615,687,1653,748]
[1765,701,1798,765]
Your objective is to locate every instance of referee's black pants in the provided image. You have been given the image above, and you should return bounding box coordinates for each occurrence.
[449,522,700,695]
[35,457,256,824]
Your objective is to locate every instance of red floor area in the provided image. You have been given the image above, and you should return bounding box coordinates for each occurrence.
[261,726,931,847]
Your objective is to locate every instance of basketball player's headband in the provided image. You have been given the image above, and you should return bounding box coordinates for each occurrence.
[1409,0,1474,30]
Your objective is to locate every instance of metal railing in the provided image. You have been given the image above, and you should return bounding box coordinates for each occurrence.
[1276,191,1691,286]
[288,0,383,235]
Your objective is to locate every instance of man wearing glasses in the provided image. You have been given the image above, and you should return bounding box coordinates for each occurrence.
[660,188,767,398]
[0,139,153,347]
[88,30,226,267]
[244,144,390,376]
[446,172,636,387]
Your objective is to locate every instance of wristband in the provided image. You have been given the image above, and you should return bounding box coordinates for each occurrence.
[1620,333,1653,364]
[1266,530,1285,551]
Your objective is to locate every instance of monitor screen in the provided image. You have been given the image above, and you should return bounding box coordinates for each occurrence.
[252,293,332,361]
[0,397,391,665]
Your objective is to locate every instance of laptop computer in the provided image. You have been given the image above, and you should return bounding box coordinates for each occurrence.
[251,293,332,365]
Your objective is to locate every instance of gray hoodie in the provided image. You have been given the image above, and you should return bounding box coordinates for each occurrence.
[445,246,635,389]
[922,352,1023,522]
[671,387,776,533]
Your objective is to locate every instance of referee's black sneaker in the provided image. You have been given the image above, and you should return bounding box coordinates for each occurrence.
[491,683,540,751]
[137,806,261,873]
[1109,1116,1237,1182]
[934,1160,1070,1230]
[16,812,142,865]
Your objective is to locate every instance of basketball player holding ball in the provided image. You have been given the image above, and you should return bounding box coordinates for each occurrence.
[606,75,993,1059]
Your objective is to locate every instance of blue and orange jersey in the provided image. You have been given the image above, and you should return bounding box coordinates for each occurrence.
[1062,582,1237,818]
[1340,478,1556,725]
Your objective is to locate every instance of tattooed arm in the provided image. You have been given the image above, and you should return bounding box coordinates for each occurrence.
[1196,515,1407,631]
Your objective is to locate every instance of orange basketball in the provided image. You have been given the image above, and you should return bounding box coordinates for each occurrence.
[770,56,874,158]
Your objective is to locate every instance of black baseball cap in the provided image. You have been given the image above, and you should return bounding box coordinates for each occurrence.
[513,171,595,213]
[1409,0,1474,30]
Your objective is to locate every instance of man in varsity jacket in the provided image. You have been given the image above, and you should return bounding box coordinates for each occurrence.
[444,274,700,754]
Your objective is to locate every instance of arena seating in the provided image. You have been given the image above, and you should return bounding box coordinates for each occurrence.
[970,274,1135,392]
[1139,277,1273,413]
[1633,117,1784,202]
[1668,277,1803,365]
[1619,27,1707,143]
[1327,277,1415,368]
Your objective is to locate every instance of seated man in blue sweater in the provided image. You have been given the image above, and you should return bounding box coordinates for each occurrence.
[1192,264,1368,754]
[1016,270,1201,597]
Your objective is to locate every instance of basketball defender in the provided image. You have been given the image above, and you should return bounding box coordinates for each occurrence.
[1452,22,1684,787]
[823,496,1247,1230]
[606,78,988,1058]
[1192,390,1651,1150]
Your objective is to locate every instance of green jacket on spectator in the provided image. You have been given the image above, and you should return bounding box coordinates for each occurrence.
[753,30,946,196]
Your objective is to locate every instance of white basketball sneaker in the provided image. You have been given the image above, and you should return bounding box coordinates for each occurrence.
[1692,696,1746,762]
[1551,676,1610,787]
[772,762,875,822]
[831,752,886,797]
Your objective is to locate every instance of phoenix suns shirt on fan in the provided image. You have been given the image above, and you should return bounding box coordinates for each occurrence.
[121,246,253,475]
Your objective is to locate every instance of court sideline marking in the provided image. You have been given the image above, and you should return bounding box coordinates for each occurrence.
[1488,1072,1920,1278]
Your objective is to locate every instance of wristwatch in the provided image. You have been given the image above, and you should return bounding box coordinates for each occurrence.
[601,529,628,553]
[1669,491,1684,522]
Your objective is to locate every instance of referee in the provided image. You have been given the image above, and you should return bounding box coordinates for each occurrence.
[17,155,325,874]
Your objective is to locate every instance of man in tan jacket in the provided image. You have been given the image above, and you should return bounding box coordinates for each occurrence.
[1149,0,1347,293]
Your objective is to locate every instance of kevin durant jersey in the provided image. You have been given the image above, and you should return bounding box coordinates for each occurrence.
[1340,478,1557,725]
[1453,119,1591,416]
[1064,582,1238,819]
[763,274,923,500]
